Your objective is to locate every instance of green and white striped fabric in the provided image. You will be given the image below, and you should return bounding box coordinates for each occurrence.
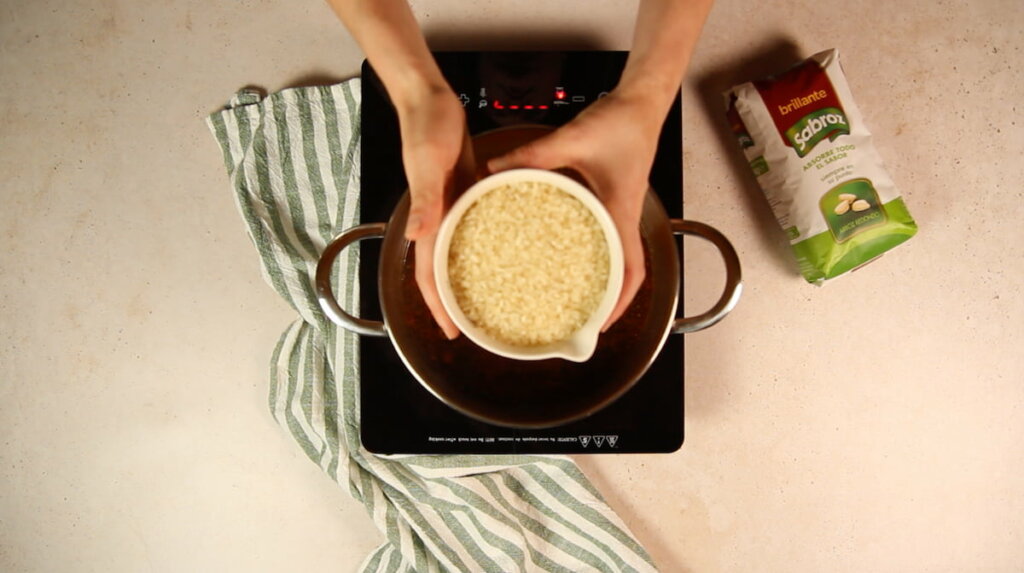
[206,80,657,573]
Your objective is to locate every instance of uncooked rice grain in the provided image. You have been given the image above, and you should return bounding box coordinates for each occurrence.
[448,181,610,347]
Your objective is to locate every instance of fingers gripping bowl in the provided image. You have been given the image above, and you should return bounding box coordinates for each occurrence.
[434,169,624,362]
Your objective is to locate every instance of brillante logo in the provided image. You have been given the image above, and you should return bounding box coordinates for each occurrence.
[755,58,851,158]
[785,107,850,157]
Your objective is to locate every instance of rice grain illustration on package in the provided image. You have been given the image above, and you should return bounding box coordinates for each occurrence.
[725,48,917,283]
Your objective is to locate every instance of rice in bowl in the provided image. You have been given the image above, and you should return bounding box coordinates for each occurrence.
[447,180,611,347]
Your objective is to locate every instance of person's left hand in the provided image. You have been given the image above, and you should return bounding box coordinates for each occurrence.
[487,90,665,330]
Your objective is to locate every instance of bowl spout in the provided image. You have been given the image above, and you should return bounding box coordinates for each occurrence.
[557,330,600,363]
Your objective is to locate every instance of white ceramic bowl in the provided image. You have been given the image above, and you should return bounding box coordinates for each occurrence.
[434,168,624,362]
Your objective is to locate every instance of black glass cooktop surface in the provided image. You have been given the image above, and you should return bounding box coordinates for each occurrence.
[359,51,683,454]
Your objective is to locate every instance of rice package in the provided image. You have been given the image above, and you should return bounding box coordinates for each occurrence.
[725,48,917,283]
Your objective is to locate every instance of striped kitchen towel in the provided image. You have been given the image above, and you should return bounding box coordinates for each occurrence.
[206,79,657,573]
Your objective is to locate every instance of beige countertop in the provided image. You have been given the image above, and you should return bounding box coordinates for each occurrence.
[2,0,1021,571]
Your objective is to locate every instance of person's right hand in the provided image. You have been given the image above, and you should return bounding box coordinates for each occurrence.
[488,89,663,332]
[393,83,475,340]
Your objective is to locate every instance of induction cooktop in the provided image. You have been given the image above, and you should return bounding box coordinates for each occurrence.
[358,51,684,454]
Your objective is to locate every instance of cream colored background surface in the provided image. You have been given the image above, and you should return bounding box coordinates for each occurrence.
[2,0,1021,571]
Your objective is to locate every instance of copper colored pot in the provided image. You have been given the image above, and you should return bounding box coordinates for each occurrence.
[315,126,742,428]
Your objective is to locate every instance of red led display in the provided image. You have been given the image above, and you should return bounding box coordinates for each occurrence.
[493,101,549,110]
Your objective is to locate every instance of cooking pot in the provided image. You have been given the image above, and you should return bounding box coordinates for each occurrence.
[315,126,742,428]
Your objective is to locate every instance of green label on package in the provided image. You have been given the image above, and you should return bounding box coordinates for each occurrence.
[820,179,886,242]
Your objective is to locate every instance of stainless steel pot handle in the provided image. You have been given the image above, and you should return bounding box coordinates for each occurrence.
[671,219,743,334]
[315,222,388,337]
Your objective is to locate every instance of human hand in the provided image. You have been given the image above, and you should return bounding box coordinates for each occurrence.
[395,84,475,340]
[487,90,666,330]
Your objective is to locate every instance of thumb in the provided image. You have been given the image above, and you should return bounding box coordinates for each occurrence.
[487,131,573,173]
